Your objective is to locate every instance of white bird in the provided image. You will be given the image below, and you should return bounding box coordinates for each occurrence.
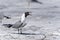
[3,12,31,34]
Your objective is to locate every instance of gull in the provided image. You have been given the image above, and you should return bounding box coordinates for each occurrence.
[27,0,43,6]
[0,14,11,20]
[0,12,11,19]
[2,12,31,34]
[31,0,43,4]
[0,15,11,22]
[3,16,11,19]
[0,13,11,23]
[26,0,43,9]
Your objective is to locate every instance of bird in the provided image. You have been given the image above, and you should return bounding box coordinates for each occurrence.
[2,12,31,34]
[0,13,11,23]
[4,16,11,19]
[0,12,11,19]
[26,0,43,9]
[31,0,43,4]
[27,0,43,5]
[0,14,11,20]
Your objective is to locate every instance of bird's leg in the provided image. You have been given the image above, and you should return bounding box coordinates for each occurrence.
[20,28,22,34]
[18,28,20,34]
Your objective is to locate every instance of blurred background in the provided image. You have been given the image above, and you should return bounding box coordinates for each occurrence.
[0,0,60,40]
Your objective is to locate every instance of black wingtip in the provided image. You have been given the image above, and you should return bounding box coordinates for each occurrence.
[2,24,12,28]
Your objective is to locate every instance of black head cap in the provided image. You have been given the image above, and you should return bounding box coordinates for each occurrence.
[25,12,30,17]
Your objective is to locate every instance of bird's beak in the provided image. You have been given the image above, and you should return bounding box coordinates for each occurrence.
[29,14,32,16]
[29,12,32,16]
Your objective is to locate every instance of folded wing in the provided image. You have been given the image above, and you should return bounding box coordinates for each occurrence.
[3,24,13,28]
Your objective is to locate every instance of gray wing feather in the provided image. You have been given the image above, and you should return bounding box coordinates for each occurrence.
[2,20,22,28]
[11,20,22,28]
[3,19,26,28]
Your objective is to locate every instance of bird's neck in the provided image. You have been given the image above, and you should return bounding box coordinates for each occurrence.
[21,13,26,23]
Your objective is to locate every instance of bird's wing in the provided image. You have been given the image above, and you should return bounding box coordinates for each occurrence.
[11,19,26,28]
[2,24,13,28]
[2,20,22,28]
[21,23,27,27]
[11,20,22,28]
[3,16,26,28]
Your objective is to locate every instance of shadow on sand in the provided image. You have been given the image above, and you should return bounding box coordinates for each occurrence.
[12,33,41,35]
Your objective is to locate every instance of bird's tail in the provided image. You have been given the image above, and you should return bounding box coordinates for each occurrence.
[2,24,12,28]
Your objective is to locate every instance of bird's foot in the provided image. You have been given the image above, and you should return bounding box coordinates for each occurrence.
[17,32,22,34]
[20,32,22,34]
